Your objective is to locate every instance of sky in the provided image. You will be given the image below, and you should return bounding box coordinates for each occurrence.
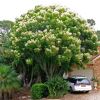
[0,0,100,30]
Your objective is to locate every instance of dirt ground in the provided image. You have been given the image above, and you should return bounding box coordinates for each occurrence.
[43,90,100,100]
[12,89,100,100]
[62,90,100,100]
[12,88,31,100]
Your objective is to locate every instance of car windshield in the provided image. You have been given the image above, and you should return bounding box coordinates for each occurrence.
[76,78,90,84]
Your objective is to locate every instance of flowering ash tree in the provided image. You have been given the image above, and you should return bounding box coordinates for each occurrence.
[9,5,98,85]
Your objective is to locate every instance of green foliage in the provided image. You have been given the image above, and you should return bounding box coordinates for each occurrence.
[0,20,14,31]
[0,64,21,96]
[92,76,99,82]
[0,20,14,45]
[96,30,100,41]
[87,19,95,26]
[0,20,14,65]
[46,76,69,98]
[97,41,100,47]
[26,58,33,65]
[31,83,49,99]
[9,5,98,81]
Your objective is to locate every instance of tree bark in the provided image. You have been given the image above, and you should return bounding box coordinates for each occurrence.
[2,92,4,100]
[28,67,34,87]
[36,74,41,83]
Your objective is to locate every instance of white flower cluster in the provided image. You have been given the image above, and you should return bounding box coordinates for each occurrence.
[25,39,36,47]
[10,50,21,58]
[40,9,46,14]
[53,10,59,15]
[61,12,68,17]
[45,45,59,57]
[21,31,33,36]
[56,19,63,25]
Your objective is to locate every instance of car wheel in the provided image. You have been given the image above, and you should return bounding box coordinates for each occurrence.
[85,91,89,93]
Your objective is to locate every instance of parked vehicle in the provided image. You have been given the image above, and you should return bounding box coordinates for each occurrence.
[66,75,92,92]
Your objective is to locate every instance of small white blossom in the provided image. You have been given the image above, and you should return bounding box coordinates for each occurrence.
[43,29,47,32]
[53,10,59,15]
[40,10,46,14]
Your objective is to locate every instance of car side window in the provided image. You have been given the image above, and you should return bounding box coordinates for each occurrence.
[68,78,76,83]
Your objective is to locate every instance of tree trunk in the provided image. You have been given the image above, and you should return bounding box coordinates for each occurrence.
[2,92,4,100]
[36,74,41,83]
[28,67,34,87]
[6,92,10,100]
[23,66,28,87]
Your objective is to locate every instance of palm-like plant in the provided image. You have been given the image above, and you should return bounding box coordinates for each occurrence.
[0,64,21,100]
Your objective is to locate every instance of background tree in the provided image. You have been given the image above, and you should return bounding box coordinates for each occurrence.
[87,19,100,42]
[0,20,14,64]
[0,20,14,45]
[9,5,98,86]
[87,19,95,26]
[96,30,100,41]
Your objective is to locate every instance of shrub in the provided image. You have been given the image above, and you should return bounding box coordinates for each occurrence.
[0,64,21,100]
[31,83,49,99]
[46,76,69,98]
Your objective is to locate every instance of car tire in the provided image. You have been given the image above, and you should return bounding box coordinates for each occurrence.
[85,91,89,93]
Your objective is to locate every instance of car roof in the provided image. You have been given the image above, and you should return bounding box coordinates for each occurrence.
[69,75,87,79]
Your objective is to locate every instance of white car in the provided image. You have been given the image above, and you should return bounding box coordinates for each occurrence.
[67,76,92,92]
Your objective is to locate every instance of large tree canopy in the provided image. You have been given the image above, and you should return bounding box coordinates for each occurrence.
[9,5,98,84]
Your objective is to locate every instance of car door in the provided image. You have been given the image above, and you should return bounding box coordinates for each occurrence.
[67,78,76,90]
